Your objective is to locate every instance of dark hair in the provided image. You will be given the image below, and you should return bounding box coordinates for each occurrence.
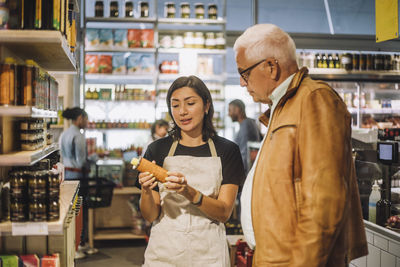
[62,107,87,121]
[166,75,216,142]
[229,99,246,116]
[151,119,169,140]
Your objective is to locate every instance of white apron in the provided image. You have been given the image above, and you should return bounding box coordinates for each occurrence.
[143,139,230,267]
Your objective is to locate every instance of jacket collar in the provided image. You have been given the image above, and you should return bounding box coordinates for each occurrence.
[259,67,309,127]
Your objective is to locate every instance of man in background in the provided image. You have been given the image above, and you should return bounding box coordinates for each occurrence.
[228,99,261,174]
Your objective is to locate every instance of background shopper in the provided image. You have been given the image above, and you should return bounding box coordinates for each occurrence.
[150,119,169,141]
[137,76,245,266]
[234,24,368,266]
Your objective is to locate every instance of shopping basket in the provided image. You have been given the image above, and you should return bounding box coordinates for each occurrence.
[82,177,116,208]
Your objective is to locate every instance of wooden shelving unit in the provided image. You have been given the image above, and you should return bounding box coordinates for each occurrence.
[0,144,59,166]
[0,106,57,118]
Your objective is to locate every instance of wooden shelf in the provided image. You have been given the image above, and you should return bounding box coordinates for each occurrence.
[0,106,57,118]
[113,187,141,195]
[0,181,79,235]
[0,30,76,71]
[0,143,59,166]
[308,68,400,82]
[158,48,226,54]
[158,18,226,25]
[85,48,156,53]
[93,228,146,240]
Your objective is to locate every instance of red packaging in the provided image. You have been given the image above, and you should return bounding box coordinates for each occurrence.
[98,55,113,74]
[85,55,98,73]
[41,254,60,267]
[141,29,154,48]
[20,254,40,267]
[128,29,142,48]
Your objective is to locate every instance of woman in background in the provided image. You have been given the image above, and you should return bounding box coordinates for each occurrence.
[138,76,245,266]
[150,119,169,141]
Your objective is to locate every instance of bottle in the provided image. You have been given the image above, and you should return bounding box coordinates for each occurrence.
[94,1,104,17]
[368,181,380,223]
[125,1,133,17]
[376,188,391,226]
[110,1,119,17]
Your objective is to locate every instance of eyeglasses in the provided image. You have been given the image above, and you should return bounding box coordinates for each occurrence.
[238,59,266,83]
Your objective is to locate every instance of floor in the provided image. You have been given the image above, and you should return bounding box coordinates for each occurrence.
[76,239,147,267]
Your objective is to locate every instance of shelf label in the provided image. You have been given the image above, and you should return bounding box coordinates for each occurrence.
[12,222,49,236]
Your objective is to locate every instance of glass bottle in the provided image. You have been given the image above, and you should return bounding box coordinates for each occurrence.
[140,1,149,18]
[109,1,119,17]
[95,1,104,17]
[125,1,133,17]
[376,188,391,226]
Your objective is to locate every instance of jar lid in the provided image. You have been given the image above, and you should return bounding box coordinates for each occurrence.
[195,3,204,7]
[208,4,217,7]
[165,2,175,6]
[180,2,190,6]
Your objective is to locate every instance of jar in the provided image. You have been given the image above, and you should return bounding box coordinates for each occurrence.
[22,60,36,106]
[374,54,384,70]
[183,32,195,48]
[10,171,27,201]
[384,55,392,70]
[160,61,171,74]
[160,35,172,48]
[10,202,27,222]
[194,32,205,48]
[140,2,149,18]
[47,199,60,221]
[195,3,205,19]
[165,2,176,18]
[172,35,184,48]
[360,54,367,70]
[352,53,360,71]
[205,32,216,49]
[20,129,44,141]
[215,32,225,49]
[95,1,104,17]
[180,3,190,18]
[366,54,373,70]
[110,1,119,17]
[340,53,353,71]
[21,140,39,151]
[125,1,133,17]
[29,201,46,222]
[170,60,179,74]
[48,171,60,199]
[0,57,16,106]
[29,171,47,201]
[208,4,217,19]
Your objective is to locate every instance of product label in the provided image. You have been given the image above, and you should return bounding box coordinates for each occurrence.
[12,222,48,236]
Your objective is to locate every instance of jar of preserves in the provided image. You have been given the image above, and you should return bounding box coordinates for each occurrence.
[21,140,39,151]
[165,2,176,18]
[183,32,195,48]
[374,55,384,70]
[10,171,27,201]
[341,53,353,71]
[10,202,27,222]
[29,201,46,222]
[20,129,44,141]
[205,32,216,49]
[47,199,60,221]
[140,2,149,18]
[352,53,360,70]
[29,171,47,201]
[0,57,16,106]
[208,4,217,19]
[360,54,367,70]
[95,1,104,17]
[125,1,133,17]
[48,171,60,199]
[180,3,190,18]
[215,32,225,49]
[384,55,392,70]
[194,32,205,48]
[195,3,205,19]
[366,54,373,70]
[109,1,119,17]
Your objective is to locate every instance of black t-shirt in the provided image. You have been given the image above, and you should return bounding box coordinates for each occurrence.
[140,135,245,189]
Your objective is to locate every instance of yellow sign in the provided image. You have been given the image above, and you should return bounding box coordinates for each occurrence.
[376,0,399,42]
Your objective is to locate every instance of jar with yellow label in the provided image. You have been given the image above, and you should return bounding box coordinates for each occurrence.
[47,199,60,221]
[208,4,217,19]
[48,171,60,199]
[215,32,225,49]
[195,3,205,19]
[29,171,47,201]
[194,32,205,48]
[165,2,176,18]
[205,32,216,49]
[180,3,190,18]
[11,202,28,222]
[10,171,27,201]
[29,201,46,222]
[183,32,195,48]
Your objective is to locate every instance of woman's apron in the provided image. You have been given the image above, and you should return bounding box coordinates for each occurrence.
[143,139,230,267]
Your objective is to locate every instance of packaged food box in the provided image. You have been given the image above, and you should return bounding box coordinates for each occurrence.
[0,255,21,266]
[100,88,112,100]
[98,55,113,74]
[99,29,113,49]
[128,29,141,48]
[41,254,60,267]
[113,29,128,48]
[141,29,154,48]
[140,54,155,73]
[20,254,39,267]
[85,55,99,73]
[127,54,141,74]
[85,29,99,49]
[112,54,127,74]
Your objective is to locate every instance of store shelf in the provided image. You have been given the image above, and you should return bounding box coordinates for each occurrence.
[346,107,400,114]
[85,73,156,83]
[86,128,150,132]
[93,228,146,240]
[113,186,141,195]
[159,73,226,82]
[158,48,226,54]
[158,18,226,25]
[0,30,76,71]
[85,99,155,104]
[0,143,59,166]
[0,181,79,235]
[85,48,156,53]
[308,68,400,82]
[86,17,157,23]
[0,106,57,118]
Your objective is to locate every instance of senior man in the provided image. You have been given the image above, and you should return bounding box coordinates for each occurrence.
[235,24,368,266]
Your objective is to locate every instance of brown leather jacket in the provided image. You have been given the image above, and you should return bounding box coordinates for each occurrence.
[252,67,368,266]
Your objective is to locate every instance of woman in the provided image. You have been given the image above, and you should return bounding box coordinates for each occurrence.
[138,76,245,266]
[59,107,88,179]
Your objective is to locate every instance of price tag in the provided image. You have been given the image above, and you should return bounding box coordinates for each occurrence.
[12,222,48,236]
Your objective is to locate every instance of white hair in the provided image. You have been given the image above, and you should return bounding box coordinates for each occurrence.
[234,24,297,68]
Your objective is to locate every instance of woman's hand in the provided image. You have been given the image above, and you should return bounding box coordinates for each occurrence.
[165,171,189,195]
[138,171,157,192]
